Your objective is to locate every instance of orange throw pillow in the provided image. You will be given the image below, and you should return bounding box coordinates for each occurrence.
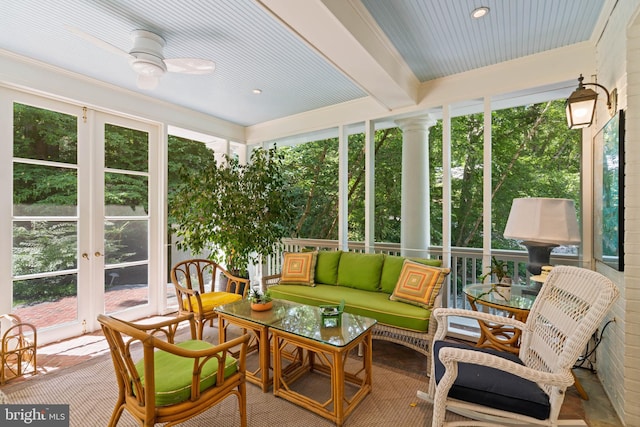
[280,252,318,286]
[390,260,450,309]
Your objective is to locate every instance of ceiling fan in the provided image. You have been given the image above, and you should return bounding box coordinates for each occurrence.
[67,27,215,89]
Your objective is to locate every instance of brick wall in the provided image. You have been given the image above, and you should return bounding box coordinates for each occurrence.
[596,1,640,425]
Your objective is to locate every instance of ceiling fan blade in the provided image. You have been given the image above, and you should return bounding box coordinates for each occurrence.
[65,25,132,59]
[164,58,215,75]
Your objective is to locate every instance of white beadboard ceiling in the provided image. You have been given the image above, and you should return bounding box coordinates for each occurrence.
[0,0,607,127]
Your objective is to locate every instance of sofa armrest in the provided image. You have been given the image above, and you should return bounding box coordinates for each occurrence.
[428,292,443,337]
[262,273,282,289]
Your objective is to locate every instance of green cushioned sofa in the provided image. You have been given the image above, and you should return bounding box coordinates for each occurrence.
[263,250,445,369]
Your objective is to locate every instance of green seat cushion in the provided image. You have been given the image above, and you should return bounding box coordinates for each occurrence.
[314,250,342,285]
[135,339,238,406]
[380,255,443,293]
[269,285,430,332]
[336,252,385,291]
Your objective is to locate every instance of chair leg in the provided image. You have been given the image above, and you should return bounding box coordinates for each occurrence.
[238,382,247,427]
[197,319,205,340]
[107,403,125,427]
[572,370,589,400]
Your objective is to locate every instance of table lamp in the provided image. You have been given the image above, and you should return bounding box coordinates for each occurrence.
[503,198,581,275]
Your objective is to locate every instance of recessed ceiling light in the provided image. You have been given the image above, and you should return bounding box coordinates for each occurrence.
[471,6,489,19]
[252,89,262,94]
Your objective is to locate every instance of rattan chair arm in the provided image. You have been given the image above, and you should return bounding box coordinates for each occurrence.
[216,265,250,297]
[172,282,200,308]
[98,314,195,342]
[174,284,198,296]
[176,286,206,313]
[150,333,249,360]
[118,314,196,341]
[121,314,194,331]
[438,346,575,388]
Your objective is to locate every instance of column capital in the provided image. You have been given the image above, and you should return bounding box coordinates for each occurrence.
[395,114,437,132]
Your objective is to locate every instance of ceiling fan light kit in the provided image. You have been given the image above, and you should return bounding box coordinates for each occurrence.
[67,27,215,90]
[129,30,167,74]
[128,30,167,89]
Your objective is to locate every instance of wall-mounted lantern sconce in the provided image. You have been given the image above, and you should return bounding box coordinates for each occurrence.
[565,74,617,129]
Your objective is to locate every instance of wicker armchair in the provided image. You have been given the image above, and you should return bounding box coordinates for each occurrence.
[426,266,619,427]
[98,313,249,427]
[171,259,249,339]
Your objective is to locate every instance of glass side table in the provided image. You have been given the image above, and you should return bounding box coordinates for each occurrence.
[463,284,537,354]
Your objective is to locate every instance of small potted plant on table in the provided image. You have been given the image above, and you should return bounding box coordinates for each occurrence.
[478,256,512,301]
[248,288,273,311]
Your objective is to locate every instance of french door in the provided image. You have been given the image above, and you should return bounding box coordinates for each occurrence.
[3,90,160,344]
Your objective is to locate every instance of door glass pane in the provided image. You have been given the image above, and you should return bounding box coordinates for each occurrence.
[105,172,148,216]
[13,163,77,216]
[13,103,77,163]
[104,124,149,172]
[13,221,78,275]
[105,265,149,313]
[104,122,150,315]
[105,220,148,264]
[12,274,78,330]
[12,102,79,331]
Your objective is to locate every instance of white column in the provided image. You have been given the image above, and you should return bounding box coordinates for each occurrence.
[395,114,437,258]
[441,106,452,259]
[364,120,375,253]
[338,125,349,251]
[482,97,492,272]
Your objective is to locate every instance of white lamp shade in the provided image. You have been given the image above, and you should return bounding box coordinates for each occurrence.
[503,198,581,245]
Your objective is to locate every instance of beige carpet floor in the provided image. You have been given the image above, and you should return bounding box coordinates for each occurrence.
[3,345,471,426]
[4,329,482,427]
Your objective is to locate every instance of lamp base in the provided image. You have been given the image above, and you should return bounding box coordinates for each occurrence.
[522,242,558,276]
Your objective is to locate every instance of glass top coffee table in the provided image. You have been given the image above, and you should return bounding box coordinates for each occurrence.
[216,298,377,426]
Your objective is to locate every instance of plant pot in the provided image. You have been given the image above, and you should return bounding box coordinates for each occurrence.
[251,301,273,311]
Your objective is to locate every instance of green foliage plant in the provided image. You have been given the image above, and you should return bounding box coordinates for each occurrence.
[478,256,511,284]
[248,288,272,304]
[170,146,295,277]
[472,256,513,302]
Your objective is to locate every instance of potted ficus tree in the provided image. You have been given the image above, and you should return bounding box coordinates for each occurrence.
[478,256,512,301]
[169,145,296,280]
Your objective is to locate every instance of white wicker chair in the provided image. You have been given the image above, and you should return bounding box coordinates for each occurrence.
[426,265,619,427]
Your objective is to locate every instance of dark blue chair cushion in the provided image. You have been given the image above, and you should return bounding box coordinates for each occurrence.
[434,340,551,420]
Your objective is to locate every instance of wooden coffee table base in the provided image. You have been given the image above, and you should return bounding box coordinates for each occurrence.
[218,314,272,392]
[272,328,373,427]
